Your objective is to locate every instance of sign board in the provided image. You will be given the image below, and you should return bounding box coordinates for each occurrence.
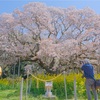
[0,66,2,76]
[45,81,52,87]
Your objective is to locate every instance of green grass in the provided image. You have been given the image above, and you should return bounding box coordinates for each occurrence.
[1,89,100,100]
[0,89,58,100]
[0,90,18,100]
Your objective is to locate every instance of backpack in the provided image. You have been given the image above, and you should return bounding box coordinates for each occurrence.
[94,79,100,89]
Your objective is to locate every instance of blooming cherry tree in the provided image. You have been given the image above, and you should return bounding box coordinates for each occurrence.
[0,2,100,73]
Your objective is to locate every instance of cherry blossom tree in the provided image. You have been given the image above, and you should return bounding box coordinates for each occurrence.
[0,2,100,74]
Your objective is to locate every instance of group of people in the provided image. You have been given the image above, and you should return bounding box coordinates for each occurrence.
[80,59,98,100]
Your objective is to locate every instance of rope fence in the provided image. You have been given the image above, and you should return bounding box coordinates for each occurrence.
[30,72,62,82]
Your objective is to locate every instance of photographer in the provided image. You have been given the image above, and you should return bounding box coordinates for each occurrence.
[80,59,98,100]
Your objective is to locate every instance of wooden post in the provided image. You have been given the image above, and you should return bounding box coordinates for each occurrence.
[25,70,29,100]
[63,71,67,100]
[20,78,23,100]
[13,63,16,88]
[74,69,77,100]
[28,79,32,93]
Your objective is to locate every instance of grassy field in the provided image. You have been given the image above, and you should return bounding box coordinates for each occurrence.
[1,89,100,100]
[0,89,59,100]
[0,90,39,100]
[0,89,88,100]
[1,74,100,100]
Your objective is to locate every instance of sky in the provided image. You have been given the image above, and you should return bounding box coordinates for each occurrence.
[0,0,100,14]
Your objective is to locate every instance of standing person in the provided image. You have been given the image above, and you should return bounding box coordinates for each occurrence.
[80,59,98,100]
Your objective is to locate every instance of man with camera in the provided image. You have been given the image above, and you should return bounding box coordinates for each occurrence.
[80,59,98,100]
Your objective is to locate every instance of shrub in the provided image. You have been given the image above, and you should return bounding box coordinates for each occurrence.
[1,73,100,99]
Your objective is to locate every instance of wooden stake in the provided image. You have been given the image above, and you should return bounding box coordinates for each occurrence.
[25,71,29,100]
[74,70,77,100]
[20,78,23,100]
[64,71,67,100]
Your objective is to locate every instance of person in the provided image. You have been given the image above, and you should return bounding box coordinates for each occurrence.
[80,59,98,100]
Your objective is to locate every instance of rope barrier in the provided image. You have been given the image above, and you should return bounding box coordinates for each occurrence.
[29,72,68,99]
[30,73,62,82]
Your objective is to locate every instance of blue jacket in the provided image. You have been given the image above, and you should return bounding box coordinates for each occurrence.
[81,63,94,79]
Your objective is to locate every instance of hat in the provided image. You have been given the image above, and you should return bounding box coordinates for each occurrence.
[83,59,90,64]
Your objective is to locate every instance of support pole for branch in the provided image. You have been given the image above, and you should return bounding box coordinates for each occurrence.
[13,63,16,88]
[20,78,23,100]
[63,71,67,100]
[18,57,20,77]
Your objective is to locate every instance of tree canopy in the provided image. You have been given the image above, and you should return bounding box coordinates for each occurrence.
[0,2,100,73]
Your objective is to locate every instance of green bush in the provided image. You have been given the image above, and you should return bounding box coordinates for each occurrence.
[1,73,100,99]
